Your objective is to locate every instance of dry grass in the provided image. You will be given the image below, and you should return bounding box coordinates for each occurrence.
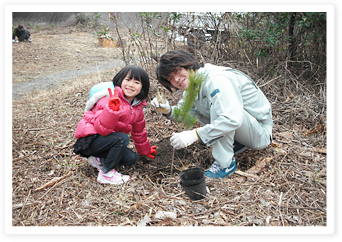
[11,26,327,229]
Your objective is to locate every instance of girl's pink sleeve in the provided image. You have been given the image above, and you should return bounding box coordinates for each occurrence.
[131,110,151,156]
[93,97,120,136]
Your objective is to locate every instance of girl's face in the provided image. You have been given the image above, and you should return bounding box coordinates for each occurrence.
[121,73,142,103]
[168,67,190,91]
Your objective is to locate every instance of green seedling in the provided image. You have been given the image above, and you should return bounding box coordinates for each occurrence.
[173,70,206,129]
[171,70,206,175]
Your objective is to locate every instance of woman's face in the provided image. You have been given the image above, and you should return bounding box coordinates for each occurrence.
[168,67,190,91]
[121,73,142,102]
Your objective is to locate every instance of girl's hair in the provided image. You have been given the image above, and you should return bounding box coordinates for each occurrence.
[156,50,201,93]
[112,65,150,100]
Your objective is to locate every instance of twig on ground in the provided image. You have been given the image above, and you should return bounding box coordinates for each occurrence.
[34,171,72,192]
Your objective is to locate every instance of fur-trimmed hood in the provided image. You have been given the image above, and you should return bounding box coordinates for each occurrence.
[84,86,146,112]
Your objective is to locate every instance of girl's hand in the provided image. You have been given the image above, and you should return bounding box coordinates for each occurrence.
[108,88,121,111]
[146,146,157,159]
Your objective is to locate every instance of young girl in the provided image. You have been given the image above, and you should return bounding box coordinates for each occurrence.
[73,65,157,185]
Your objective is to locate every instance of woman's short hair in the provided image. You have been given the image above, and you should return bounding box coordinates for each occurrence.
[112,65,150,100]
[156,50,201,93]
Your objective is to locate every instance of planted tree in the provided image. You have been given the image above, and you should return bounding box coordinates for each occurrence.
[170,70,206,173]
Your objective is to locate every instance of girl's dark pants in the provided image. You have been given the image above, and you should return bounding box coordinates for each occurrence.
[81,132,138,173]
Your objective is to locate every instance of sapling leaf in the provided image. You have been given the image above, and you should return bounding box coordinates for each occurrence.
[174,70,206,129]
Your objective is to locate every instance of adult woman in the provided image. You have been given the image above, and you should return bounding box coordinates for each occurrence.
[151,50,273,179]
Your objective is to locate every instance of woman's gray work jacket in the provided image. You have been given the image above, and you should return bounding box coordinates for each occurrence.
[169,63,273,146]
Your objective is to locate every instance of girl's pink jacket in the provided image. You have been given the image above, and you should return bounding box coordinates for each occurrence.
[74,86,151,156]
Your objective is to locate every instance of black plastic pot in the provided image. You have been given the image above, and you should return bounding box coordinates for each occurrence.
[179,167,206,200]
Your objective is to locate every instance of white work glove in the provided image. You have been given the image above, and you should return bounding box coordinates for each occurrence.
[150,97,171,115]
[170,129,198,149]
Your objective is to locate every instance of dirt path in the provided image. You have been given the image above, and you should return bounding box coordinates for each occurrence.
[12,26,124,99]
[12,59,125,99]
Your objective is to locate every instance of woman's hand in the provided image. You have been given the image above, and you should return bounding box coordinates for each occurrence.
[150,97,171,115]
[108,88,121,111]
[170,130,199,149]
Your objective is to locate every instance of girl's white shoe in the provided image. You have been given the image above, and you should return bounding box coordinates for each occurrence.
[87,156,103,170]
[97,169,130,185]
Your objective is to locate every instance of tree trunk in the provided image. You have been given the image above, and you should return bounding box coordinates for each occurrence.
[288,12,297,60]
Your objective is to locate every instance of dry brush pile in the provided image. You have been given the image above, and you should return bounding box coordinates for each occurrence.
[11,27,327,227]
